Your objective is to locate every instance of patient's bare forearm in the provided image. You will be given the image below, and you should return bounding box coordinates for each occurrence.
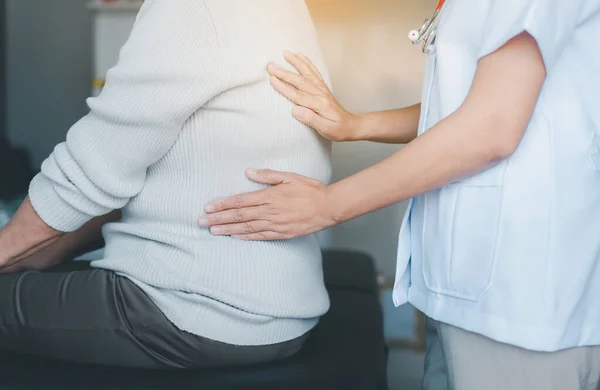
[0,197,63,266]
[0,198,121,267]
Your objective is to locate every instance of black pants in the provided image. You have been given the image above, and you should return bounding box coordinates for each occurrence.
[0,261,307,369]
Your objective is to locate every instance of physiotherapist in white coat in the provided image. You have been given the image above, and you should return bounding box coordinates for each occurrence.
[199,0,600,388]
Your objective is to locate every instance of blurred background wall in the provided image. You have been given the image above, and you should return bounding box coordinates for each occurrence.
[6,0,92,168]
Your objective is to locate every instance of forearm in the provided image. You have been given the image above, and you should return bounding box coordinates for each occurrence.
[0,197,64,266]
[0,197,120,267]
[328,33,545,224]
[352,104,421,144]
[327,108,507,223]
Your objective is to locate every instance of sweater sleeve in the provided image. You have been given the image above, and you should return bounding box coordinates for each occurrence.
[29,0,221,232]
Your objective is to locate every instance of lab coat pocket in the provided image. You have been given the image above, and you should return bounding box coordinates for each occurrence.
[422,178,505,301]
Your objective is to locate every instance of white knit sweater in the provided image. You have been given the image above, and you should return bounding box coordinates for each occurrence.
[29,0,332,346]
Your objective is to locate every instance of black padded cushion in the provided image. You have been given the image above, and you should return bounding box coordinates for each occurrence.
[0,250,387,390]
[322,249,380,295]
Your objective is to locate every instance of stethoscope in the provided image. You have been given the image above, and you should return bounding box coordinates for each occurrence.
[408,0,447,54]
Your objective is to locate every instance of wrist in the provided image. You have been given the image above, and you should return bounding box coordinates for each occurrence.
[345,112,368,142]
[322,183,348,227]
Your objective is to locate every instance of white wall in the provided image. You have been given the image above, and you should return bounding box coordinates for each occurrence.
[307,0,436,277]
[6,0,92,168]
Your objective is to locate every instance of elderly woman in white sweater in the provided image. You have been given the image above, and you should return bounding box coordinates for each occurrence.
[0,0,331,368]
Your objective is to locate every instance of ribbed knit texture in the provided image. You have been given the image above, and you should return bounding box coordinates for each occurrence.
[28,0,332,346]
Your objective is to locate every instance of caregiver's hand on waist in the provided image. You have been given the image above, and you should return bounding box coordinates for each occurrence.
[199,169,338,241]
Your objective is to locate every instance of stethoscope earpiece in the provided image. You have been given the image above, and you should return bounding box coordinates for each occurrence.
[408,30,420,43]
[409,0,446,54]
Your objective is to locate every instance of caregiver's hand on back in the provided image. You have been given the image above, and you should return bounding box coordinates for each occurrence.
[268,51,358,142]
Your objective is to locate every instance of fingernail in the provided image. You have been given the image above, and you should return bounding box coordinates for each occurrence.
[205,204,216,213]
[247,168,258,176]
[232,235,241,240]
[198,216,209,226]
[284,50,292,56]
[211,227,223,234]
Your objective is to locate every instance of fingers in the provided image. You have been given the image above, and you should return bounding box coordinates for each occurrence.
[209,220,275,236]
[296,53,325,82]
[283,52,330,94]
[248,168,321,187]
[199,205,269,227]
[270,75,331,114]
[267,64,320,94]
[246,168,294,185]
[233,232,287,241]
[292,106,336,136]
[205,189,267,213]
[284,51,318,80]
[269,75,310,107]
[204,170,293,213]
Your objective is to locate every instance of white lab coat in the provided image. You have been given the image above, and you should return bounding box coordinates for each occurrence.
[393,0,600,352]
